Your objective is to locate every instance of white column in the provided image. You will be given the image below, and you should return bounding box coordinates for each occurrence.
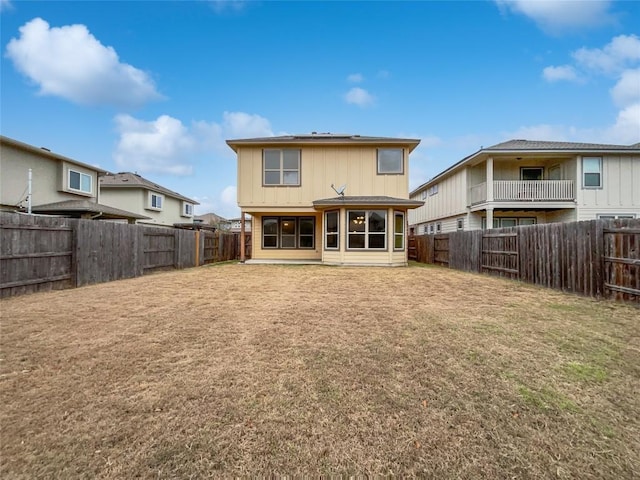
[486,157,494,202]
[486,207,494,230]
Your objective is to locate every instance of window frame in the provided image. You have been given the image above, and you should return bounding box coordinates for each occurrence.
[262,216,315,250]
[457,218,464,230]
[148,192,164,211]
[347,210,387,250]
[520,167,544,181]
[68,169,92,194]
[582,157,602,189]
[263,149,301,187]
[324,210,340,250]
[182,202,194,217]
[376,148,404,175]
[597,213,636,219]
[394,211,405,251]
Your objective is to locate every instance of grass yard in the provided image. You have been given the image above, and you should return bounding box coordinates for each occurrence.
[1,263,639,478]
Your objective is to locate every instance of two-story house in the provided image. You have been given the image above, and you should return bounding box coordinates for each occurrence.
[409,139,640,234]
[99,172,199,227]
[0,135,146,222]
[227,133,423,266]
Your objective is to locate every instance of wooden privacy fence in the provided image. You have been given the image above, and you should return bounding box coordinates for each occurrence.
[410,218,640,302]
[0,212,240,298]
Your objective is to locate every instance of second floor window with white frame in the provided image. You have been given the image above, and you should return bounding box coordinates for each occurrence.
[583,157,602,188]
[149,193,163,210]
[183,202,194,217]
[377,148,403,174]
[263,149,300,186]
[68,170,92,194]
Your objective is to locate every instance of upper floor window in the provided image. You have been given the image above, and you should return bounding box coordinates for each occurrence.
[377,148,403,174]
[182,202,194,217]
[583,157,602,188]
[148,192,164,211]
[427,184,438,196]
[69,170,92,194]
[264,149,300,186]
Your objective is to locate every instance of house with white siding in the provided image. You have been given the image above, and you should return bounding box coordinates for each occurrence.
[409,140,640,234]
[227,133,423,265]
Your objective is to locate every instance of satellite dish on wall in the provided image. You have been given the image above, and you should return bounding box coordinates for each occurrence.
[331,183,346,196]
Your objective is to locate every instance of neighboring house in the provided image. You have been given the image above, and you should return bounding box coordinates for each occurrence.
[195,212,227,227]
[226,133,423,266]
[409,139,640,234]
[0,136,146,222]
[100,172,199,227]
[220,216,252,233]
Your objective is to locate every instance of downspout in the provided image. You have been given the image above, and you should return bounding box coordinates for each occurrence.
[27,168,32,214]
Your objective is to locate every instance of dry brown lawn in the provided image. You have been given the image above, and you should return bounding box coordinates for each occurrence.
[1,263,639,478]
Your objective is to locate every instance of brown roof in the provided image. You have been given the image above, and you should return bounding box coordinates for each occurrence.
[312,195,424,209]
[226,133,421,152]
[30,200,150,220]
[100,172,198,204]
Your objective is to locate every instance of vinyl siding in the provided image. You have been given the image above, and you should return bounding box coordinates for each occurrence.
[409,169,467,226]
[238,145,410,208]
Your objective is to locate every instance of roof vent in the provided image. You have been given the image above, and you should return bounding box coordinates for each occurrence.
[41,147,51,152]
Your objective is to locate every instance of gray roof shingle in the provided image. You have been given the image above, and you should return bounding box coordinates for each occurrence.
[100,172,198,204]
[312,195,424,208]
[30,200,150,220]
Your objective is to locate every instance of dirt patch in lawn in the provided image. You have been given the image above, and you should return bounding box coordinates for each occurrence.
[1,263,639,478]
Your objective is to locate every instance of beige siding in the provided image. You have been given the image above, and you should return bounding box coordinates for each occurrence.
[492,157,574,180]
[409,169,467,226]
[238,146,410,208]
[100,188,190,227]
[576,155,640,219]
[1,143,99,207]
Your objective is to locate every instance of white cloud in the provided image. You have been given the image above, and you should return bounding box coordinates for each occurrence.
[344,87,374,107]
[114,111,274,175]
[1,0,13,13]
[542,65,580,82]
[573,34,640,75]
[611,69,640,108]
[347,73,364,83]
[495,0,614,34]
[114,115,196,175]
[193,187,240,219]
[5,18,161,108]
[604,103,640,144]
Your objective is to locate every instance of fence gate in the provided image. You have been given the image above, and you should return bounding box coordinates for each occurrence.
[434,234,449,265]
[603,224,640,301]
[481,232,519,279]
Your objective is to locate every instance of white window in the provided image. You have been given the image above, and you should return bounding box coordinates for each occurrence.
[428,184,439,196]
[394,212,405,250]
[583,157,602,188]
[377,148,403,174]
[429,224,435,234]
[68,170,92,194]
[148,193,164,210]
[457,218,464,230]
[482,217,537,229]
[182,202,194,217]
[325,211,339,250]
[436,222,442,233]
[264,149,300,186]
[347,210,386,249]
[421,190,427,200]
[520,167,543,181]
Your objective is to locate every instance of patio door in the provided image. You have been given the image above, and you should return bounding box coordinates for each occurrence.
[521,167,543,180]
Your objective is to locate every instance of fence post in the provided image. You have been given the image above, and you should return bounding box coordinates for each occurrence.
[195,230,200,267]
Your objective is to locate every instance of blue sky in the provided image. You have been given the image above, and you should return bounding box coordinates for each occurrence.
[2,0,639,218]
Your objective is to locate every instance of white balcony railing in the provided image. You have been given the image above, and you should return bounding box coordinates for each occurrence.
[469,180,574,204]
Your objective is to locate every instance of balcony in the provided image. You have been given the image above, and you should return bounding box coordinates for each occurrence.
[469,180,574,205]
